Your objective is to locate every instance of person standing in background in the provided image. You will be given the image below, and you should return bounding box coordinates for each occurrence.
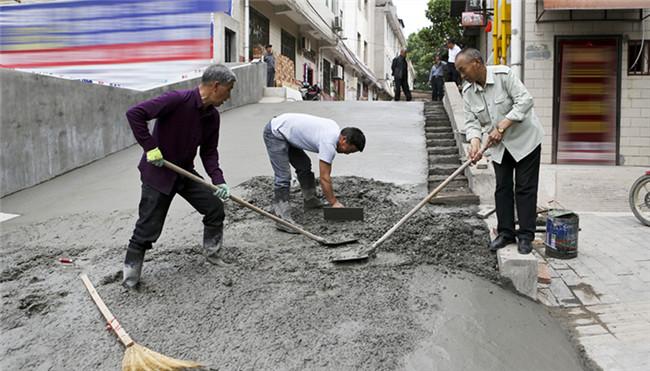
[391,48,412,101]
[429,56,447,101]
[447,38,461,88]
[263,44,275,87]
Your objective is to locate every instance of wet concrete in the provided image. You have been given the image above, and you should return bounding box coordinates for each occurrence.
[0,101,590,369]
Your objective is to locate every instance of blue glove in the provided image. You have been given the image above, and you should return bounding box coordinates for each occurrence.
[146,147,164,167]
[213,183,230,199]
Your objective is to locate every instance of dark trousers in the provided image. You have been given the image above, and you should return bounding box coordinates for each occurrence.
[446,63,459,86]
[431,76,444,101]
[493,145,541,242]
[267,70,275,87]
[129,177,225,252]
[394,78,412,101]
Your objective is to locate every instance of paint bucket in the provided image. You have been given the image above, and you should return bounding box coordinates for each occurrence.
[545,209,579,259]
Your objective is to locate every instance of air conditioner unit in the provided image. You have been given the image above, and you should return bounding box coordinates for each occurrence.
[300,37,311,51]
[332,65,344,80]
[333,16,343,31]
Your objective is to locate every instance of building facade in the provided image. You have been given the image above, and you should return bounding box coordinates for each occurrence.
[214,0,410,100]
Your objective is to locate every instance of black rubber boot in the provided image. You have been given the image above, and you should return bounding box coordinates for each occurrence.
[203,225,229,266]
[274,187,300,234]
[122,246,145,288]
[298,174,327,210]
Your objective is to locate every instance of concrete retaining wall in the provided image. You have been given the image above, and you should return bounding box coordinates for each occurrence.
[0,61,265,197]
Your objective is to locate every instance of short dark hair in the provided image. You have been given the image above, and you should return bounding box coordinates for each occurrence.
[457,47,484,64]
[265,44,272,48]
[447,38,455,44]
[341,127,365,152]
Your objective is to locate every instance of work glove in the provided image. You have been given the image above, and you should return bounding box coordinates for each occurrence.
[213,183,230,200]
[146,147,164,167]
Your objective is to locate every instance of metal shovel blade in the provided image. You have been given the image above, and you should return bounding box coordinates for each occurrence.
[321,237,359,247]
[331,248,372,263]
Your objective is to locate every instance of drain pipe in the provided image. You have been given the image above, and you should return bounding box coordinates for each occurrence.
[510,0,523,80]
[244,0,250,61]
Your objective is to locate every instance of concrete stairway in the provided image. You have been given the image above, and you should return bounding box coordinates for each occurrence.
[424,101,480,205]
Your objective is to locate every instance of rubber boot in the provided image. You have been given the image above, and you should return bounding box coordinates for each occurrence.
[274,187,300,234]
[203,225,230,267]
[122,246,145,288]
[298,174,327,210]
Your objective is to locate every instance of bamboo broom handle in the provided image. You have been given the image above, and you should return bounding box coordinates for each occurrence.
[80,273,134,347]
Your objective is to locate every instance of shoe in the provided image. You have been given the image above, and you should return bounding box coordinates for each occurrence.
[298,174,327,210]
[204,225,231,266]
[122,246,145,288]
[274,187,300,234]
[489,235,516,251]
[518,239,533,254]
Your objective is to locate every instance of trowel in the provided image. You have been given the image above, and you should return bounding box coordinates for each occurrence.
[163,160,357,247]
[332,146,488,262]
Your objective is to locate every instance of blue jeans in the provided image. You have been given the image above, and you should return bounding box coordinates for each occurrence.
[263,122,314,189]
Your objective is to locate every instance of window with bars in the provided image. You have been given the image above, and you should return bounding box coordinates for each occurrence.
[628,40,649,75]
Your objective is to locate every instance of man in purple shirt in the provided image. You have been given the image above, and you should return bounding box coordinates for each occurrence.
[122,64,237,288]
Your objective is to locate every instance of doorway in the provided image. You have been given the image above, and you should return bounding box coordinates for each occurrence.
[553,37,621,164]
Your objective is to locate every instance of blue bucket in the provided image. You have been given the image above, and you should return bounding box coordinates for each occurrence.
[545,209,579,259]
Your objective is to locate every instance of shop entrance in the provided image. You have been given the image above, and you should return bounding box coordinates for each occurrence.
[553,37,621,164]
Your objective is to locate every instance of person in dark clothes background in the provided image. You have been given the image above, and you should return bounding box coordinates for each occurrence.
[391,48,412,101]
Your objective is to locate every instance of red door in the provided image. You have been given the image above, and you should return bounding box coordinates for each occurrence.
[554,38,619,164]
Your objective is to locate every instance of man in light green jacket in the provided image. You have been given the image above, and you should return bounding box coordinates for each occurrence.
[457,47,544,255]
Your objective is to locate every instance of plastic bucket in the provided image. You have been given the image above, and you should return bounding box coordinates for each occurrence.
[545,209,579,259]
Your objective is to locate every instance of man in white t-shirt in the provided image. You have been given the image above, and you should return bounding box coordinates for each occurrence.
[263,113,366,232]
[447,38,462,87]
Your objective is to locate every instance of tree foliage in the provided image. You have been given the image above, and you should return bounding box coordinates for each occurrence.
[406,0,464,90]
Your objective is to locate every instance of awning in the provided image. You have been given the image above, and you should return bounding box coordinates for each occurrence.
[336,41,379,86]
[543,0,650,9]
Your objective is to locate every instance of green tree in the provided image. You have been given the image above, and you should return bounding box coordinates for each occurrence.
[407,0,464,90]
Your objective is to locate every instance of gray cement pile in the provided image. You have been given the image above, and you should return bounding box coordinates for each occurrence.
[1,176,589,370]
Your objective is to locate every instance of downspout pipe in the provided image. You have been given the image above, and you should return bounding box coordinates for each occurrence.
[510,0,523,80]
[244,0,250,61]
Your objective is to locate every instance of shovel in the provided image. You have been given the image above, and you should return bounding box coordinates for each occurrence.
[332,146,488,262]
[163,160,357,246]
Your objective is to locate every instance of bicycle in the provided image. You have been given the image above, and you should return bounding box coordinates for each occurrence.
[629,170,650,226]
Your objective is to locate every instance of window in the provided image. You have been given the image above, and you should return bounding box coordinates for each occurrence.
[323,59,331,94]
[249,7,269,61]
[281,29,296,65]
[364,41,368,64]
[628,40,649,75]
[224,28,235,63]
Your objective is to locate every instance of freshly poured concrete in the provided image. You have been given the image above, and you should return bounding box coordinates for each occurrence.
[0,101,589,370]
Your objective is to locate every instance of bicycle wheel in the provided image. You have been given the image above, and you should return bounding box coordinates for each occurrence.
[629,174,650,226]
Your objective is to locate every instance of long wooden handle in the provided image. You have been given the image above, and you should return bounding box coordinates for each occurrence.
[365,147,487,255]
[80,273,134,348]
[162,160,326,243]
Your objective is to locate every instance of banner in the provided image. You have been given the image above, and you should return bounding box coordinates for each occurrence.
[0,0,231,68]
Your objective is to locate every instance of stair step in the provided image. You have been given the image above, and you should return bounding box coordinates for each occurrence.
[425,132,454,140]
[425,126,453,133]
[428,191,480,206]
[428,154,462,164]
[426,138,456,147]
[428,147,457,155]
[429,164,463,176]
[427,178,468,190]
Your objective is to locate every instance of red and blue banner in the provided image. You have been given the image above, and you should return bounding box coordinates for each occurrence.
[0,0,231,68]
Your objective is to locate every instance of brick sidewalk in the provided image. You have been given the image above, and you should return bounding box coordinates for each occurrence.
[537,212,650,370]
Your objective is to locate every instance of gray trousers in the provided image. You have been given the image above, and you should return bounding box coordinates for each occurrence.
[263,122,314,189]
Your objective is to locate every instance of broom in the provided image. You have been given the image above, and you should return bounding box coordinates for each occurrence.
[80,273,202,371]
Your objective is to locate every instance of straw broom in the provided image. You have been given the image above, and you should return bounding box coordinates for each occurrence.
[80,273,202,371]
